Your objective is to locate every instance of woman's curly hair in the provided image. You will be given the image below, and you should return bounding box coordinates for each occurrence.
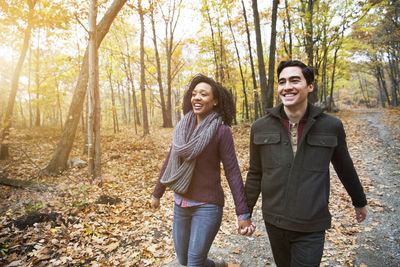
[182,74,235,126]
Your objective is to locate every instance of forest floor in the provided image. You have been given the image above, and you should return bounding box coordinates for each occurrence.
[0,108,399,267]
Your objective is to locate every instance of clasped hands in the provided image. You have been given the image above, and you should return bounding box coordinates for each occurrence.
[236,218,256,236]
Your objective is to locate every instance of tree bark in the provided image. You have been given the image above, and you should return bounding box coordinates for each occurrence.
[88,0,101,179]
[251,0,268,115]
[376,63,391,107]
[149,0,168,127]
[357,72,371,108]
[388,51,399,107]
[163,0,182,127]
[227,11,249,120]
[266,0,279,109]
[0,0,37,160]
[35,31,41,127]
[204,1,220,82]
[55,77,63,130]
[106,64,119,133]
[44,0,128,174]
[117,81,127,124]
[284,0,293,59]
[328,46,339,112]
[301,0,318,103]
[241,0,260,120]
[138,0,149,135]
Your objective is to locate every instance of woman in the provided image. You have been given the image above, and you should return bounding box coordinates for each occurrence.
[151,74,254,267]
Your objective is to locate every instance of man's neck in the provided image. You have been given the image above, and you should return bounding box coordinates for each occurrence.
[283,103,308,123]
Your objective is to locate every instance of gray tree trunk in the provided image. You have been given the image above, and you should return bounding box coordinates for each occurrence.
[44,0,128,174]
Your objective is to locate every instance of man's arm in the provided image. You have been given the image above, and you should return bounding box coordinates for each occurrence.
[331,120,367,220]
[245,126,263,215]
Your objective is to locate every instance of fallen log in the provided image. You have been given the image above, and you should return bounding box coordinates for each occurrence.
[0,174,54,191]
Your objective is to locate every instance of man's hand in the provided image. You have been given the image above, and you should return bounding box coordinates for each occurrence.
[355,206,368,222]
[237,218,256,236]
[151,198,160,209]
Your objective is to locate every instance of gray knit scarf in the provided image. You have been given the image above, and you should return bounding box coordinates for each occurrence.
[160,110,222,194]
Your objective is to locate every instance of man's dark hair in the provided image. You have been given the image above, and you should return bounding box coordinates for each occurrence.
[182,73,235,126]
[277,60,315,85]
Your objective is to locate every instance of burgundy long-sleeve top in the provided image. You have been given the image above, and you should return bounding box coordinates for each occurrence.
[153,124,249,216]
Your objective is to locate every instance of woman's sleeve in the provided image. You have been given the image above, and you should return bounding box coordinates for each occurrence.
[219,125,250,215]
[152,147,171,199]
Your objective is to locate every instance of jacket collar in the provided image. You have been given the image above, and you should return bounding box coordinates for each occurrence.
[267,102,324,120]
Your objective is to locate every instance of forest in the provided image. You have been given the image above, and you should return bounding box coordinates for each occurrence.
[0,0,399,266]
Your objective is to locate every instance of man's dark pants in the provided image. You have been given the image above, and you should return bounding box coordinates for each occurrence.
[265,222,325,267]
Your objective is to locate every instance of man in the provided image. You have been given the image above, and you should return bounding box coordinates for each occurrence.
[245,60,368,266]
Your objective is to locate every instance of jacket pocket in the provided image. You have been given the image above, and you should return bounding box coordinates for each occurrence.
[254,132,281,168]
[303,134,337,171]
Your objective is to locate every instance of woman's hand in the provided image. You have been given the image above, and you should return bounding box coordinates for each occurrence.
[237,218,256,236]
[151,198,160,209]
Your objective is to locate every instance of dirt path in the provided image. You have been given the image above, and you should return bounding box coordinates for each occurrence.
[166,109,400,267]
[351,110,400,266]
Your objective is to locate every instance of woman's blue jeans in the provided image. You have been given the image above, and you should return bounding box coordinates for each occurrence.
[173,203,223,267]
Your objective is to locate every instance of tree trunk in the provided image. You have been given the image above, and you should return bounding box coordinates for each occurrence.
[55,78,63,130]
[376,64,391,107]
[0,0,37,160]
[388,52,399,107]
[138,0,149,135]
[266,0,278,109]
[284,0,293,59]
[28,45,33,128]
[204,1,220,82]
[358,73,371,108]
[122,32,141,127]
[227,11,249,120]
[241,0,260,120]
[328,46,339,112]
[117,82,127,124]
[251,0,268,115]
[44,0,128,174]
[217,19,225,82]
[149,0,168,127]
[163,0,182,128]
[106,64,118,133]
[19,100,26,128]
[35,31,41,127]
[301,0,318,103]
[88,0,101,179]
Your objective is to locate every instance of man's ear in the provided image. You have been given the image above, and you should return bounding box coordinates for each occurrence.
[308,83,314,93]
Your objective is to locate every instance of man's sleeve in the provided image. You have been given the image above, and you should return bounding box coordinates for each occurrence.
[331,120,367,207]
[245,126,263,215]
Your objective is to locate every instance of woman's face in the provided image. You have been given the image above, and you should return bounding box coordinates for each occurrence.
[191,82,218,122]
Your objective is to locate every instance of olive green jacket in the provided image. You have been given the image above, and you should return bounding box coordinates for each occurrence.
[245,103,367,232]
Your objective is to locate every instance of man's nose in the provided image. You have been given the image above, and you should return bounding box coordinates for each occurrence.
[283,81,292,89]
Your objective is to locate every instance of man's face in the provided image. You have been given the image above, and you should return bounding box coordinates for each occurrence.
[278,66,313,109]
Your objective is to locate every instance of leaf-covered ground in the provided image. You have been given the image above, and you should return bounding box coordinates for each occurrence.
[0,108,399,266]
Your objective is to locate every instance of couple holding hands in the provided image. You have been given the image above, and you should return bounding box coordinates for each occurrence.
[151,60,367,267]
